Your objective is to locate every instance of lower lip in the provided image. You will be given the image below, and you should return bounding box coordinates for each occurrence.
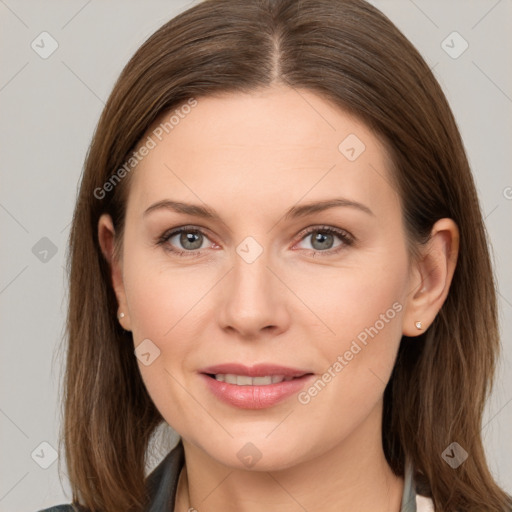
[201,374,314,409]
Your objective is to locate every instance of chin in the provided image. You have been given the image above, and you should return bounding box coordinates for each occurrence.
[190,432,319,472]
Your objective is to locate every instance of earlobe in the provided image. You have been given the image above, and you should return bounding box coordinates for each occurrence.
[97,213,132,332]
[402,218,459,337]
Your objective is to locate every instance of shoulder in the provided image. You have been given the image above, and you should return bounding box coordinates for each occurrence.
[37,506,79,512]
[37,502,90,512]
[38,442,185,512]
[144,439,185,510]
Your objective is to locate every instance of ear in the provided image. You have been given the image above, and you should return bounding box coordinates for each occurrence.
[402,218,459,336]
[98,213,132,332]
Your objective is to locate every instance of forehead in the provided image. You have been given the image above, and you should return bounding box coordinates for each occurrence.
[127,85,398,217]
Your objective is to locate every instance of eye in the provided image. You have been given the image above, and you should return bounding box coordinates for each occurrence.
[156,224,355,258]
[294,226,354,255]
[170,229,207,251]
[156,226,214,257]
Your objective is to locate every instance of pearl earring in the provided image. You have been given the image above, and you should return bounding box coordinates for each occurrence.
[415,321,423,330]
[118,312,125,319]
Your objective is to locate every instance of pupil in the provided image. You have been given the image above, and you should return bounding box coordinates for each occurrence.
[181,231,202,250]
[313,232,333,250]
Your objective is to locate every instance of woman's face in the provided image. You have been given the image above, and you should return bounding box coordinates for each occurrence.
[102,85,419,470]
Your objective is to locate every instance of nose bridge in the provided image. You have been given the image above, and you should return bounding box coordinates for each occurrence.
[231,235,274,308]
[217,234,288,336]
[233,240,271,293]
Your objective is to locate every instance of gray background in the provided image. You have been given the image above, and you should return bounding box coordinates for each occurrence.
[0,0,511,510]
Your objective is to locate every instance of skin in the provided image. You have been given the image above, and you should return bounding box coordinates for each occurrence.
[98,84,459,511]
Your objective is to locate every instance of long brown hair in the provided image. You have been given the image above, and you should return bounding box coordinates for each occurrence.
[59,0,511,510]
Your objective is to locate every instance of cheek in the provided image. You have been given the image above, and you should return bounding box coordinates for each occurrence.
[293,252,408,411]
[124,245,211,341]
[300,256,407,352]
[121,247,209,399]
[123,252,213,427]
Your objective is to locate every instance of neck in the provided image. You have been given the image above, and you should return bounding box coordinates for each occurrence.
[175,405,404,512]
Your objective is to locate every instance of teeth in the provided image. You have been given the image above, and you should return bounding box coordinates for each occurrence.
[237,375,253,386]
[213,374,296,385]
[254,376,273,385]
[224,374,237,384]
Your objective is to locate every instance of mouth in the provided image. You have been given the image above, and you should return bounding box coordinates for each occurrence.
[199,363,314,409]
[205,374,301,385]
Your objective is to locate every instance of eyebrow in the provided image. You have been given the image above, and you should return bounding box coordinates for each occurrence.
[143,197,374,220]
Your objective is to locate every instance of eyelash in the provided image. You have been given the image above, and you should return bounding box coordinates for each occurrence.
[155,224,355,258]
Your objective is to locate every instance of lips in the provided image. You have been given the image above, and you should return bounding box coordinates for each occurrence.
[199,363,314,409]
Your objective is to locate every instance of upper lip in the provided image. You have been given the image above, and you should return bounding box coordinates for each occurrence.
[199,363,312,378]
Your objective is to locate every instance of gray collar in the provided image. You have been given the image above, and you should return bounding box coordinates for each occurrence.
[401,456,418,511]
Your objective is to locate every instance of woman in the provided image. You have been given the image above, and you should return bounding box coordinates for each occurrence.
[39,0,511,510]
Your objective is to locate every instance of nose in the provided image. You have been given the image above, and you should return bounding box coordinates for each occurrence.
[216,247,291,340]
